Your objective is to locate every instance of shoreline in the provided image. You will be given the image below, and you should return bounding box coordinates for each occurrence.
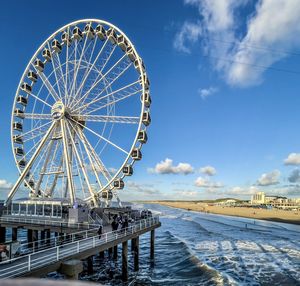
[147,201,300,226]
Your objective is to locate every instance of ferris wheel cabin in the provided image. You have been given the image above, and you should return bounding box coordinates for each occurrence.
[85,24,95,39]
[13,135,23,144]
[51,39,62,53]
[27,71,38,82]
[126,47,136,62]
[17,95,28,106]
[73,27,83,40]
[14,147,24,156]
[21,83,32,94]
[114,178,125,189]
[123,165,133,176]
[61,32,72,46]
[42,49,52,61]
[102,190,113,200]
[14,108,25,119]
[106,28,117,44]
[95,24,106,40]
[13,122,23,132]
[131,148,142,160]
[34,59,44,72]
[142,111,151,126]
[117,35,128,52]
[138,130,148,143]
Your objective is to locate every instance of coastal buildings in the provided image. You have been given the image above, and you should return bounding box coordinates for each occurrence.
[251,191,300,209]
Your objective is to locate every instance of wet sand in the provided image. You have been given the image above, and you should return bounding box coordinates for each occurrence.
[150,201,300,225]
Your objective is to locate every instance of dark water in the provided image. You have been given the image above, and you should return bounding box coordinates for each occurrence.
[6,203,300,285]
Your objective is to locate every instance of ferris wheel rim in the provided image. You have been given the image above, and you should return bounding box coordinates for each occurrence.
[10,18,150,205]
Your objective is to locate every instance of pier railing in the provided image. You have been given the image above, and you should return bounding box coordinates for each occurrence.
[0,216,160,279]
[0,216,99,230]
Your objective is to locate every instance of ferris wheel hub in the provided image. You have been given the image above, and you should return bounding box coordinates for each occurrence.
[51,101,67,121]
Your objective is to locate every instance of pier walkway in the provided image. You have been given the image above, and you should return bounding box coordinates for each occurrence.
[0,216,160,279]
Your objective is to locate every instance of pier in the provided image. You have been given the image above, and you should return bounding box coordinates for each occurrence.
[0,213,160,280]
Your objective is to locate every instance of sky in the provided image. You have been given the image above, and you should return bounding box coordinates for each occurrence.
[1,0,300,201]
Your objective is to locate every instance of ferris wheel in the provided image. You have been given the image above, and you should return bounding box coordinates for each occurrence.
[7,19,151,207]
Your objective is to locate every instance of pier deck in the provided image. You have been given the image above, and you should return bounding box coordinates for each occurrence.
[0,216,160,279]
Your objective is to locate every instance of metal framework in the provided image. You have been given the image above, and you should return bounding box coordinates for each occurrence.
[8,19,151,207]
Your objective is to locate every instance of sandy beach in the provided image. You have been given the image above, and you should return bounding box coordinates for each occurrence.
[151,201,300,225]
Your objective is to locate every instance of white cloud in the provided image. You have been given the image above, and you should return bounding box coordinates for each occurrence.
[126,181,160,196]
[288,169,300,183]
[175,0,300,87]
[200,165,216,176]
[174,21,202,53]
[226,186,258,196]
[173,189,198,197]
[0,179,13,189]
[284,153,300,165]
[194,176,223,188]
[257,170,280,186]
[198,87,218,99]
[148,158,194,175]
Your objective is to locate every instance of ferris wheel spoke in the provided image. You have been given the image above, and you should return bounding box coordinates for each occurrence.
[52,52,68,103]
[65,120,98,206]
[61,119,76,205]
[86,87,142,115]
[79,59,133,113]
[70,44,118,110]
[27,91,53,108]
[71,37,109,107]
[72,80,140,113]
[7,121,56,204]
[71,114,140,124]
[69,117,129,155]
[31,64,60,102]
[74,124,112,184]
[19,121,52,142]
[46,42,63,101]
[34,136,56,195]
[68,28,90,107]
[23,113,52,120]
[68,120,105,188]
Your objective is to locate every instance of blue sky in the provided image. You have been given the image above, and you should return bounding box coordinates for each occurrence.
[1,0,300,201]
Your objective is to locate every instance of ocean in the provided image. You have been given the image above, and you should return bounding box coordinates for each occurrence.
[79,203,300,286]
[5,203,300,285]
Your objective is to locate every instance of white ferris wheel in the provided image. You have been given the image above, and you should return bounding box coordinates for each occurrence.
[7,19,151,208]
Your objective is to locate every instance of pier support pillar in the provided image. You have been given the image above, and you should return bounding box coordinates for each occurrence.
[40,230,46,242]
[87,256,93,274]
[12,227,18,242]
[133,236,139,271]
[131,238,135,251]
[46,229,51,246]
[33,230,38,250]
[99,251,105,259]
[108,247,113,257]
[60,259,83,280]
[150,229,155,260]
[0,227,6,243]
[122,241,128,281]
[27,229,33,248]
[113,245,118,260]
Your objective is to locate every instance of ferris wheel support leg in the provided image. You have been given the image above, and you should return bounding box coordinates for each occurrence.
[6,122,56,206]
[48,156,63,197]
[61,119,76,206]
[114,192,123,208]
[65,122,99,208]
[34,137,55,196]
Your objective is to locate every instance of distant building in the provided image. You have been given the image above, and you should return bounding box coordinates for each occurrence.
[251,191,300,209]
[251,192,265,204]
